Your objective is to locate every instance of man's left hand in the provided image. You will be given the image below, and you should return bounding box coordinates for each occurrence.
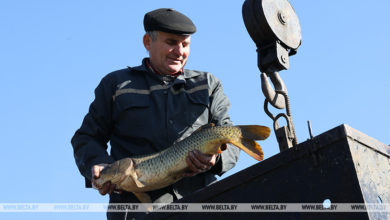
[183,150,217,177]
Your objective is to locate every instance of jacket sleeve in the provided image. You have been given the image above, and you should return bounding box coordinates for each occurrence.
[71,76,116,187]
[207,74,240,176]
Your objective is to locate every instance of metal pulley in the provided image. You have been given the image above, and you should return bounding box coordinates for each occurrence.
[242,0,301,152]
[242,0,301,73]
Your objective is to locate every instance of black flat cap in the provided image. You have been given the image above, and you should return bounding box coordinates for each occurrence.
[144,8,196,35]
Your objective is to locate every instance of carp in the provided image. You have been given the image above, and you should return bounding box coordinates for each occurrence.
[93,124,270,202]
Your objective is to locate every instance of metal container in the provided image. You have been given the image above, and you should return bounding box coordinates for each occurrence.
[143,124,390,220]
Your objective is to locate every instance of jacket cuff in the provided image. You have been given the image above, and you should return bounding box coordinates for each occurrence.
[85,178,92,188]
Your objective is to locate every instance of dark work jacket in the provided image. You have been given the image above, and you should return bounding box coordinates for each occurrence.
[71,58,240,203]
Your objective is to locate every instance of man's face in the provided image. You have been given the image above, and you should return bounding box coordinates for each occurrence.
[143,31,191,75]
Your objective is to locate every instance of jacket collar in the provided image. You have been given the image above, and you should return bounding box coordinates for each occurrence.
[131,58,201,80]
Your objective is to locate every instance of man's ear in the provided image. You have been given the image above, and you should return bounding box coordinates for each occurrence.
[143,34,151,51]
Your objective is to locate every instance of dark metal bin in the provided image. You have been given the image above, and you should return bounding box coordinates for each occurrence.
[143,124,390,219]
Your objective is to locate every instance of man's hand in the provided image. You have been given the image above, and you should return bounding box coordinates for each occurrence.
[91,164,117,195]
[183,150,217,177]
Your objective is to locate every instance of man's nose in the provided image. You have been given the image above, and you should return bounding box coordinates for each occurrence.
[173,44,184,56]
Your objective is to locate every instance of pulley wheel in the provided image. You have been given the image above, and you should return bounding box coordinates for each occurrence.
[243,0,301,49]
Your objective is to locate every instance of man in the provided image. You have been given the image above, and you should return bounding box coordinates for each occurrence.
[71,8,240,219]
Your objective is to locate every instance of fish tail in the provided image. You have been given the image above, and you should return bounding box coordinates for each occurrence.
[230,125,270,161]
[237,125,270,140]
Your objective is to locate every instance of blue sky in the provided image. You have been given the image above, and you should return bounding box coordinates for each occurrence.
[1,0,389,219]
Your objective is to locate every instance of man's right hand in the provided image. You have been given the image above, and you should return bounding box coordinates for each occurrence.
[91,164,117,195]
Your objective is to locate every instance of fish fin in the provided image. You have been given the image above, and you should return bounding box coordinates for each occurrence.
[238,125,271,140]
[231,138,264,161]
[129,171,146,188]
[133,192,152,203]
[193,123,215,133]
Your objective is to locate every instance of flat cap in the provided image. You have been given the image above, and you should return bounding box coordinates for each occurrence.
[144,8,196,35]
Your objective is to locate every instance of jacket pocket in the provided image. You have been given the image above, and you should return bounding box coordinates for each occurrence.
[187,89,209,107]
[113,93,150,125]
[185,89,210,129]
